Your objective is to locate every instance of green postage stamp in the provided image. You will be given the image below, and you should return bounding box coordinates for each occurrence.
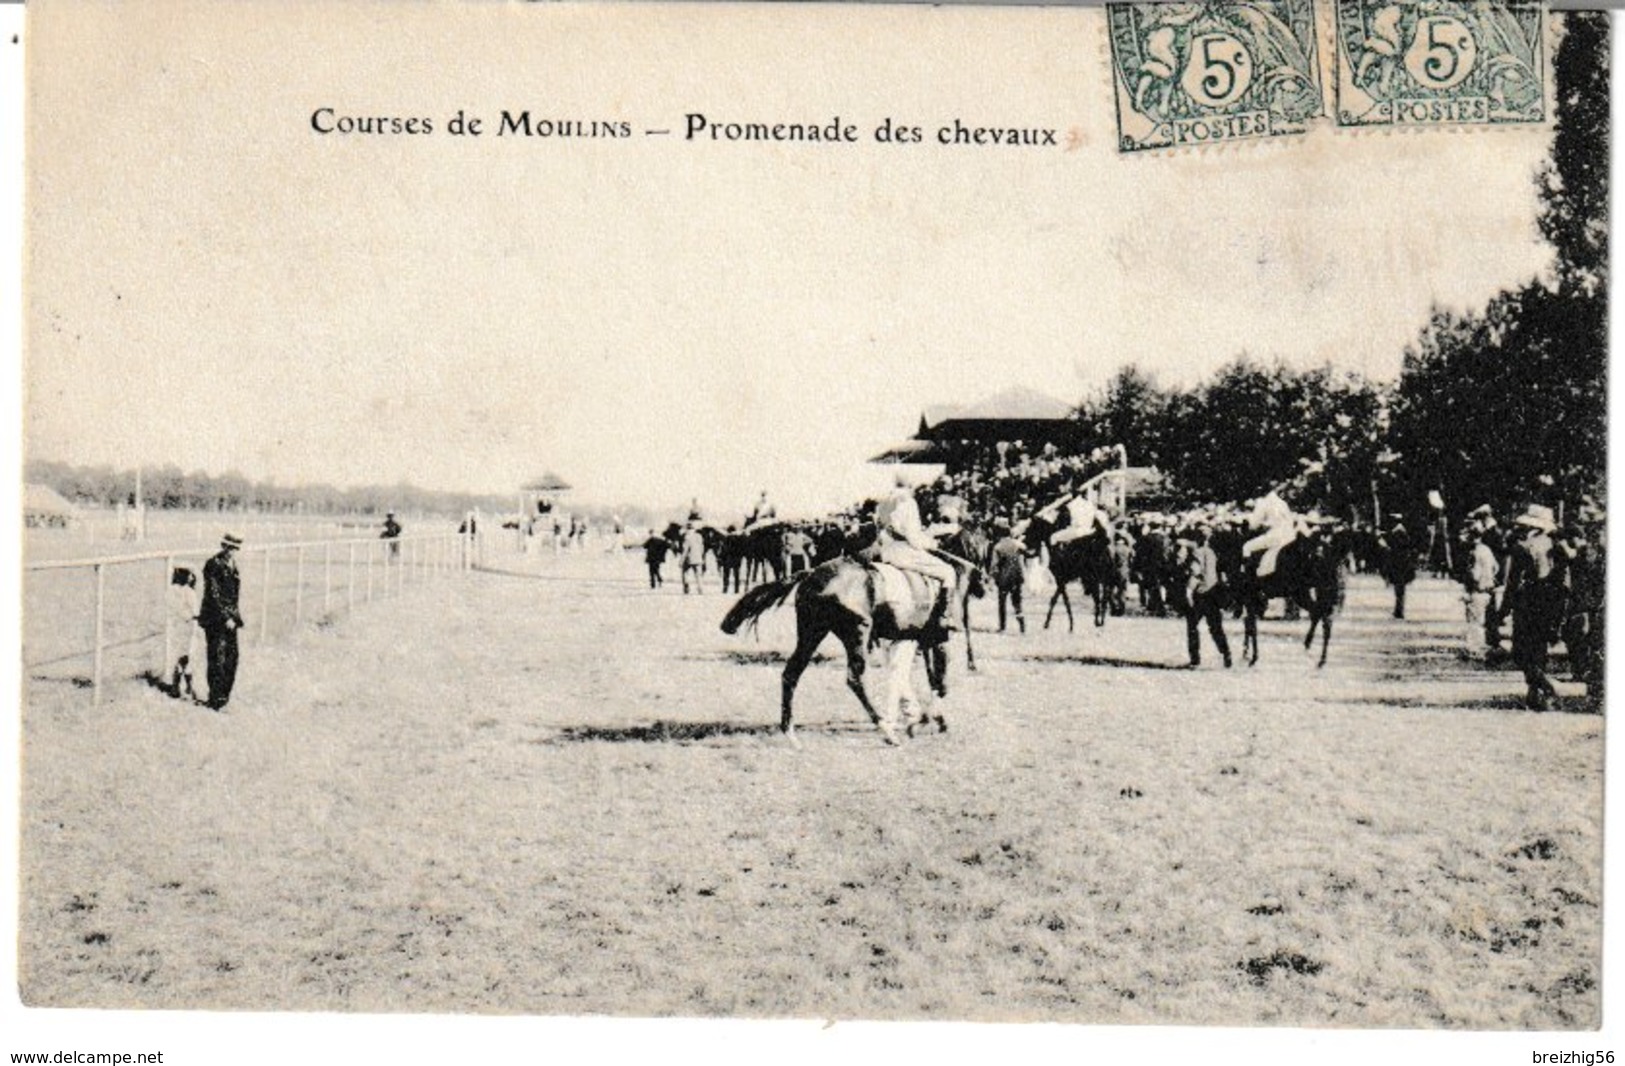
[1107,1,1324,151]
[1334,0,1547,127]
[1108,1,1549,150]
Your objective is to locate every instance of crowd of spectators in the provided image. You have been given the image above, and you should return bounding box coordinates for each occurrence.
[910,441,1125,530]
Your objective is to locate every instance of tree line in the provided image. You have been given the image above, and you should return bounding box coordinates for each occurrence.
[24,458,513,519]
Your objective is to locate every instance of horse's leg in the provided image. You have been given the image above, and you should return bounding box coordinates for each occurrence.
[928,633,950,699]
[1317,607,1332,668]
[1244,603,1259,666]
[908,644,948,736]
[1047,586,1073,632]
[962,593,976,673]
[929,641,945,698]
[780,614,826,742]
[838,620,895,741]
[883,639,917,740]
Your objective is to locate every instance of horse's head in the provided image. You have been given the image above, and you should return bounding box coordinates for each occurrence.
[1020,512,1054,552]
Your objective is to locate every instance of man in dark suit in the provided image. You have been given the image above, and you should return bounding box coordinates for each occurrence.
[199,533,245,710]
[381,511,403,557]
[1182,525,1231,669]
[1505,505,1566,711]
[1378,520,1417,619]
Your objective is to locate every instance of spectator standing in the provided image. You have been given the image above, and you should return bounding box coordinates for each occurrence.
[643,531,672,589]
[1378,520,1417,620]
[987,523,1027,633]
[680,523,707,594]
[198,533,245,711]
[1504,505,1566,711]
[1560,518,1605,702]
[1182,526,1231,669]
[1461,529,1500,659]
[381,511,402,558]
[1469,505,1510,651]
[782,526,814,576]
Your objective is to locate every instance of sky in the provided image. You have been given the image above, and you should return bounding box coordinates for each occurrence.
[23,1,1555,520]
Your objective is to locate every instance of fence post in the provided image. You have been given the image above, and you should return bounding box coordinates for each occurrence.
[260,547,272,640]
[92,563,105,706]
[323,542,332,616]
[367,540,375,603]
[347,542,356,611]
[295,545,305,626]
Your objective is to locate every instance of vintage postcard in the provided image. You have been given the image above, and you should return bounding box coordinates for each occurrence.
[7,0,1614,1061]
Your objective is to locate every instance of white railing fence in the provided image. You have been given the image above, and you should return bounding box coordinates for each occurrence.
[23,531,474,706]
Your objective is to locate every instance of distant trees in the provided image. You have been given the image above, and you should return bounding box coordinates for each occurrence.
[1076,359,1388,520]
[23,458,513,519]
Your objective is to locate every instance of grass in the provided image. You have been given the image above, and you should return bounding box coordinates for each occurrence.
[17,548,1604,1026]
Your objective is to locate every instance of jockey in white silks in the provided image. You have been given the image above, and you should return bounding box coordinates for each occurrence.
[746,490,776,527]
[1242,488,1297,577]
[1048,492,1111,547]
[875,478,960,630]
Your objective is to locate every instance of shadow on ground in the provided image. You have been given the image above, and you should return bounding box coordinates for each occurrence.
[1015,653,1190,671]
[543,720,782,744]
[685,649,845,667]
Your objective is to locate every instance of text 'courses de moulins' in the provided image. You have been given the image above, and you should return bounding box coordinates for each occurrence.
[308,109,1062,147]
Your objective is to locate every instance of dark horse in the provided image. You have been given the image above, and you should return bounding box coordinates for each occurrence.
[741,521,787,585]
[1022,512,1119,630]
[1227,526,1352,668]
[719,549,984,744]
[936,523,991,671]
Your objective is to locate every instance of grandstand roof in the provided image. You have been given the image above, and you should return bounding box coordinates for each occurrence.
[521,473,572,493]
[867,440,956,465]
[916,386,1080,444]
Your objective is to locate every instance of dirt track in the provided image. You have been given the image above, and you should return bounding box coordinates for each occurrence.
[19,550,1604,1026]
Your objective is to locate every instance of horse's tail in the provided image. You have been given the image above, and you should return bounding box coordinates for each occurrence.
[720,571,810,636]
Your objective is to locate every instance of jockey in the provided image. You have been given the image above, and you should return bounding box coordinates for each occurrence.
[1048,488,1112,547]
[1242,487,1297,577]
[874,475,960,631]
[746,490,776,528]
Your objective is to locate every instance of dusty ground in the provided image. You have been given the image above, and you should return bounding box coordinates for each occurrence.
[18,547,1604,1026]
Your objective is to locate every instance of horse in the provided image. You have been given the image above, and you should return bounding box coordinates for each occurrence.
[741,521,787,585]
[1227,525,1352,668]
[719,548,984,744]
[1021,511,1119,630]
[936,523,991,671]
[714,527,747,594]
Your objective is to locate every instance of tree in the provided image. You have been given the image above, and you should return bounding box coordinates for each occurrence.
[1076,364,1172,471]
[1390,13,1608,525]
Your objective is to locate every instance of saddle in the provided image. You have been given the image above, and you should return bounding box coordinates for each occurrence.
[869,562,946,639]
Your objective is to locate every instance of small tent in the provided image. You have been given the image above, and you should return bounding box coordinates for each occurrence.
[24,483,80,528]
